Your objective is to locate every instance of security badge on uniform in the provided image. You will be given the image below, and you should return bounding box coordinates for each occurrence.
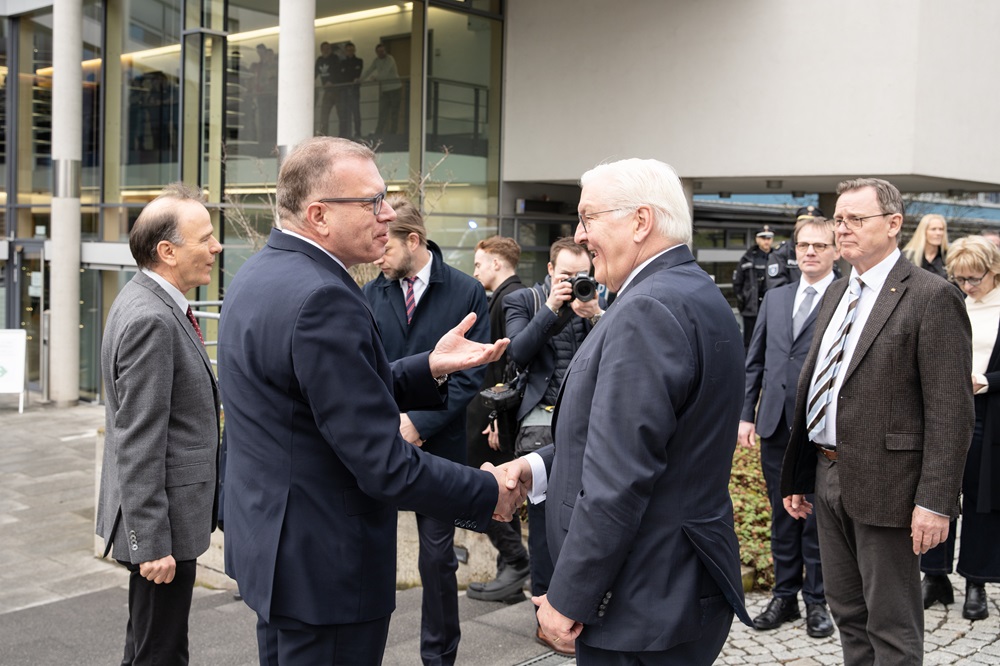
[767,263,780,278]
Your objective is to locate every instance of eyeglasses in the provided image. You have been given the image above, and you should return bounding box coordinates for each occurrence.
[832,213,889,229]
[315,190,387,216]
[951,270,990,287]
[577,208,626,233]
[795,242,832,252]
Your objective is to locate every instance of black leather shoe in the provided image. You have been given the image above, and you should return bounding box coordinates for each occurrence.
[963,582,989,621]
[805,603,835,638]
[922,574,954,609]
[467,560,530,601]
[753,596,801,631]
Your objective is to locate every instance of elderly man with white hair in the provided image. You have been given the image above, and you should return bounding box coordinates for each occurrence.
[503,158,752,664]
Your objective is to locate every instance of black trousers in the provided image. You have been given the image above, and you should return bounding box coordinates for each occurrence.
[760,417,824,603]
[119,558,197,666]
[484,515,528,571]
[416,513,460,665]
[256,612,390,665]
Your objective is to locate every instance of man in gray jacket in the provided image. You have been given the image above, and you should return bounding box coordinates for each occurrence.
[97,183,222,665]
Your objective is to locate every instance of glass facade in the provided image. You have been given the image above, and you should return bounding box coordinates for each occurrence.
[0,0,507,399]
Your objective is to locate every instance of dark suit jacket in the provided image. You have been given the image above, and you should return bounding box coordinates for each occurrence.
[504,282,602,421]
[97,272,220,564]
[466,274,525,466]
[539,246,752,653]
[781,255,974,527]
[363,241,489,463]
[742,281,819,438]
[218,230,498,626]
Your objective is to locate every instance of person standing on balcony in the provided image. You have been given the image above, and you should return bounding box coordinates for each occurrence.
[362,43,402,136]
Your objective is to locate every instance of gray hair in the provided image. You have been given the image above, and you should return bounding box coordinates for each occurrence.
[837,177,905,216]
[580,158,692,244]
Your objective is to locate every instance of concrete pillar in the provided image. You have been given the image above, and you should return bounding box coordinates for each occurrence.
[277,0,316,162]
[50,0,82,406]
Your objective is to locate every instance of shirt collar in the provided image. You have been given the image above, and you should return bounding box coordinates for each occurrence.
[617,243,686,294]
[401,251,433,289]
[798,270,836,301]
[849,248,900,293]
[280,228,349,273]
[141,268,189,312]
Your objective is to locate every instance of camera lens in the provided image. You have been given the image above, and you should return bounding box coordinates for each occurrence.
[572,275,596,302]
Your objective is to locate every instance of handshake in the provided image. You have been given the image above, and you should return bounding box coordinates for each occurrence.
[480,458,533,522]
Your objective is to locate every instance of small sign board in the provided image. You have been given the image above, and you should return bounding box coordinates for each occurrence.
[0,329,27,413]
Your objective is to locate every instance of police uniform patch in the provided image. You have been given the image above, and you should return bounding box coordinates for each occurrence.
[767,263,779,277]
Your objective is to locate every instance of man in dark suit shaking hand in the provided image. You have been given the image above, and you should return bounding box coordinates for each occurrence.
[740,216,839,638]
[218,137,521,665]
[503,158,752,664]
[97,183,222,665]
[782,178,974,665]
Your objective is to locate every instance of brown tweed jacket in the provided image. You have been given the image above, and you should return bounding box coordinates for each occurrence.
[781,255,974,528]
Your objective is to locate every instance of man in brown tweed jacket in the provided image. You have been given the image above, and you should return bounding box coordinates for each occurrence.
[781,177,973,665]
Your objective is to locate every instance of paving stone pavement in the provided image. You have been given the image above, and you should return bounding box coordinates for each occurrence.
[3,397,1000,665]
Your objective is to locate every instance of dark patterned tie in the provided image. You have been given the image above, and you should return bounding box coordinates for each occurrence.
[186,306,205,344]
[806,278,862,442]
[404,277,417,324]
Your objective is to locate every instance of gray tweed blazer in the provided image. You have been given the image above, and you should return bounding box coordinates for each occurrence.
[782,255,974,527]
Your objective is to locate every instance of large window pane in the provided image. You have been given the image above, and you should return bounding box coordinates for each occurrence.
[424,5,501,222]
[17,11,53,217]
[120,0,182,192]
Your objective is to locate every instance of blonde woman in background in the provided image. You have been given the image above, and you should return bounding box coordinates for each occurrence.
[903,213,949,279]
[921,236,1000,620]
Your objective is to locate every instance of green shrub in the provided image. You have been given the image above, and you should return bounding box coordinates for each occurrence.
[730,443,774,589]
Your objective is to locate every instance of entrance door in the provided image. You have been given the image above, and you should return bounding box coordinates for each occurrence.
[13,243,46,389]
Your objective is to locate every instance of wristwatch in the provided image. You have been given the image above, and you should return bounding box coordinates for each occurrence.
[434,374,449,387]
[589,311,604,326]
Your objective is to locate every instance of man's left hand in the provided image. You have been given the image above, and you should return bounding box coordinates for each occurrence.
[533,594,583,646]
[429,313,509,377]
[911,506,950,555]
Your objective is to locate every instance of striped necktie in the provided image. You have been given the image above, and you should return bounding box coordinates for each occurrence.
[404,277,417,324]
[806,278,863,443]
[186,306,204,344]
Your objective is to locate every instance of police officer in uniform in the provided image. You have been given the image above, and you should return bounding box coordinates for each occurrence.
[734,225,774,349]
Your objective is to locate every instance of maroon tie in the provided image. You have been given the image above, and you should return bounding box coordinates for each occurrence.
[186,306,205,344]
[404,277,417,324]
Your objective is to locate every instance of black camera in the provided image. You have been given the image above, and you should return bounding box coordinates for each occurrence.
[568,271,598,303]
[480,382,522,414]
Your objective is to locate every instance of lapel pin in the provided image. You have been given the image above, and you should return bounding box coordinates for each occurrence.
[890,288,896,292]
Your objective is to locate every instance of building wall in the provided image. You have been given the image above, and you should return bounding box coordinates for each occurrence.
[502,0,1000,188]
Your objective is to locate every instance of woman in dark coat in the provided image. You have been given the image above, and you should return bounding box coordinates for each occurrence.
[903,213,950,279]
[921,235,1000,620]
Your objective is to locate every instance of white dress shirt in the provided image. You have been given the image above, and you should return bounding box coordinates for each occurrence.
[809,248,900,448]
[141,268,188,312]
[794,270,835,319]
[399,252,433,307]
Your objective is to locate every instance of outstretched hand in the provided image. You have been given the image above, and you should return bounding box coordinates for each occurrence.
[481,462,527,521]
[429,313,509,377]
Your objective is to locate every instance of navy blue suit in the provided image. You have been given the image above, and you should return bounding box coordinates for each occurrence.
[218,230,498,663]
[742,281,824,604]
[363,241,488,666]
[539,246,751,663]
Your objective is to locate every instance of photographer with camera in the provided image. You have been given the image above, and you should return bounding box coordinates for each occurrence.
[502,237,604,655]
